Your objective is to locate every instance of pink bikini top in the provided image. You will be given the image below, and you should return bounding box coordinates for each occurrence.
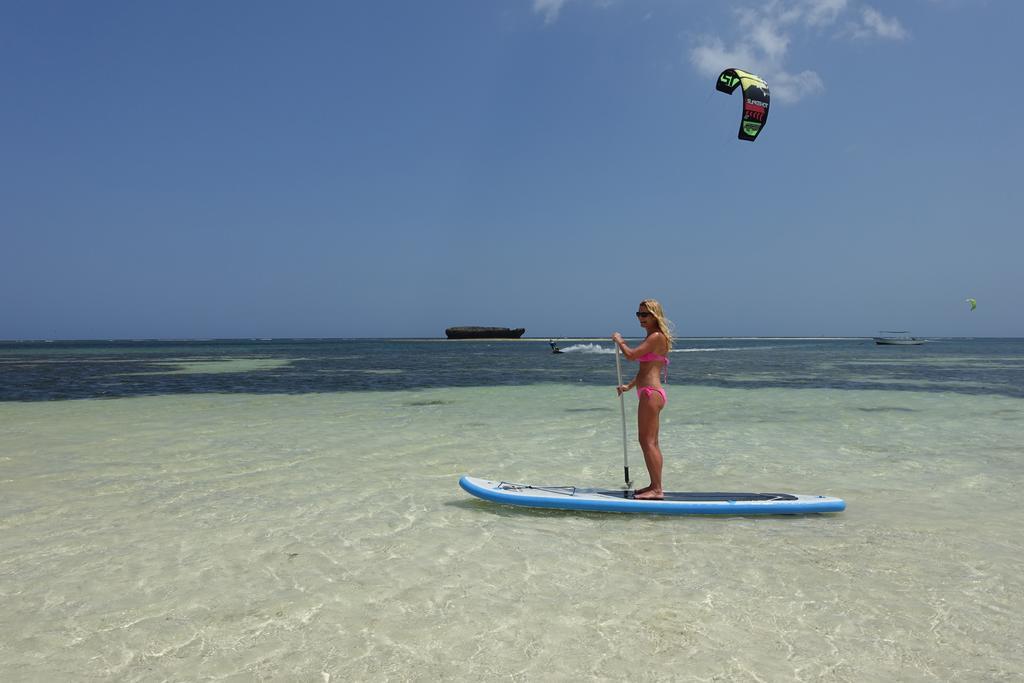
[635,353,669,381]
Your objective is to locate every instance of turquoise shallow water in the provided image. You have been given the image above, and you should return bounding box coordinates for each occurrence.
[1,339,1023,679]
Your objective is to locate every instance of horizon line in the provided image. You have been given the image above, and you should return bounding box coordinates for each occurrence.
[1,335,1015,343]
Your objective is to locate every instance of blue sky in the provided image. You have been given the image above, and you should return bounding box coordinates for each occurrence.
[2,0,1020,339]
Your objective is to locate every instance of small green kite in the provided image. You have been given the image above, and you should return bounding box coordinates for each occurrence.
[965,298,977,311]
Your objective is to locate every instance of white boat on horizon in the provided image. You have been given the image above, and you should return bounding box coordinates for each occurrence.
[873,331,925,345]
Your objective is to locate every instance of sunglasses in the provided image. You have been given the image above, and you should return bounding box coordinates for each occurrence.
[635,311,652,318]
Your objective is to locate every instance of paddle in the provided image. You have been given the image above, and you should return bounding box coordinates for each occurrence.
[615,344,632,489]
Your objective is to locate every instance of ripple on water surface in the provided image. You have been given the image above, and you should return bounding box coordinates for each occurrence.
[1,381,1023,679]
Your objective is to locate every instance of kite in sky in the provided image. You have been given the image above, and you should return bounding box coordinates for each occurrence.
[715,68,770,141]
[965,298,977,311]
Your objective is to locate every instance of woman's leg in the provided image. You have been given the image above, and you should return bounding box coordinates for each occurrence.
[635,393,664,499]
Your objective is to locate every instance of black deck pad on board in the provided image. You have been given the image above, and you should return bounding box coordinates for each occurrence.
[596,490,799,502]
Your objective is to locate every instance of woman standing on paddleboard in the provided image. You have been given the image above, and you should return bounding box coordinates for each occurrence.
[613,299,673,500]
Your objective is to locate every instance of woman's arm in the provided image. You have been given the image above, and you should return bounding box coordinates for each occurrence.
[612,331,665,360]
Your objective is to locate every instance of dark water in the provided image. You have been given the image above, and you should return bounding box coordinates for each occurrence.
[1,338,1022,402]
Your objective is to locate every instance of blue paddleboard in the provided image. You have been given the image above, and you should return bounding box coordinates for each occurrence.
[460,475,845,516]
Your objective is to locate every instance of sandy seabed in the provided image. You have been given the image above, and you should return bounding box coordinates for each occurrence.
[2,384,1022,680]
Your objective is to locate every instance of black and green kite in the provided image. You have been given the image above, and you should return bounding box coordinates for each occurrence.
[715,68,770,141]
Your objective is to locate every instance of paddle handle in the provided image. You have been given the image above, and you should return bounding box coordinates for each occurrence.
[615,344,632,489]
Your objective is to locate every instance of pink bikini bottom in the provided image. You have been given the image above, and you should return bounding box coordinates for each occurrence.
[636,385,667,405]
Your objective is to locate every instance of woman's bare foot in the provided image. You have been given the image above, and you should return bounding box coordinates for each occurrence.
[632,485,652,497]
[634,489,663,500]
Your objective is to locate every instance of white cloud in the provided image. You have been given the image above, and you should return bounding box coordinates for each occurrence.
[688,1,906,104]
[527,0,907,103]
[689,4,828,104]
[749,19,791,62]
[691,36,761,79]
[533,0,569,25]
[850,6,908,40]
[690,33,824,104]
[768,69,826,102]
[802,0,849,27]
[533,0,617,25]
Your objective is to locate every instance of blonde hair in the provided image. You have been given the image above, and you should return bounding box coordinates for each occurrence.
[639,299,674,350]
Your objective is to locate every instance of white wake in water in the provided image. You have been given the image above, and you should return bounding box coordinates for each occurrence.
[674,345,778,353]
[559,343,615,354]
[559,343,779,354]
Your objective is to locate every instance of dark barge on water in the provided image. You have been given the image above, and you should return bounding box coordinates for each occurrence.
[445,326,526,340]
